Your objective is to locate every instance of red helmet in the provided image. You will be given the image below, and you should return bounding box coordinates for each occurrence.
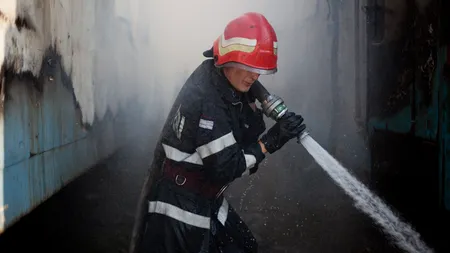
[212,12,278,75]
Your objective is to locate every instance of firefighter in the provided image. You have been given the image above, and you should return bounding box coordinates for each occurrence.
[131,12,306,253]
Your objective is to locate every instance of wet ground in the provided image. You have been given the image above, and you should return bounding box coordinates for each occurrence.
[0,127,448,253]
[0,135,155,253]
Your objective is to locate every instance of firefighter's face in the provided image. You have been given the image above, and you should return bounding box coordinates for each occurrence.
[224,67,260,92]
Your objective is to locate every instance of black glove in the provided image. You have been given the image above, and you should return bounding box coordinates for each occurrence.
[260,111,306,154]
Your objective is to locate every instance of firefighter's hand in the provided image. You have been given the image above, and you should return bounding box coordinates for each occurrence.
[259,112,305,154]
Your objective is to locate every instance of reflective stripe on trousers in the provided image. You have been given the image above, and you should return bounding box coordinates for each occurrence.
[148,199,230,229]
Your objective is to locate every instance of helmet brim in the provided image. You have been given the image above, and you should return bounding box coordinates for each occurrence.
[218,62,277,75]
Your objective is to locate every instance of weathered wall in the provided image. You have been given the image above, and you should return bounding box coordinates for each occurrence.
[0,1,149,125]
[0,0,148,233]
[0,1,96,123]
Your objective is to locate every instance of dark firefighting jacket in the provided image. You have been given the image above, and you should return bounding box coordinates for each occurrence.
[136,59,267,253]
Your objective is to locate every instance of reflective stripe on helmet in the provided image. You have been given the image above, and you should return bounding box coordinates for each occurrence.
[218,34,257,56]
[220,34,257,47]
[273,41,278,55]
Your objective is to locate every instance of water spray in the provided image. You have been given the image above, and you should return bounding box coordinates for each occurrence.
[250,82,434,253]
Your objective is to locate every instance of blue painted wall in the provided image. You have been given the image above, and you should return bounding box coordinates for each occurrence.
[0,49,131,233]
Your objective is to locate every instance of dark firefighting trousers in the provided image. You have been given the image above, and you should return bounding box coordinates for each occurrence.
[134,176,258,253]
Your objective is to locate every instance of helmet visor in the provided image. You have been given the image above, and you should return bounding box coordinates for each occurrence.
[220,62,277,75]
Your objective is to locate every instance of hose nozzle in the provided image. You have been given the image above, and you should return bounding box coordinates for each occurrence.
[250,81,288,121]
